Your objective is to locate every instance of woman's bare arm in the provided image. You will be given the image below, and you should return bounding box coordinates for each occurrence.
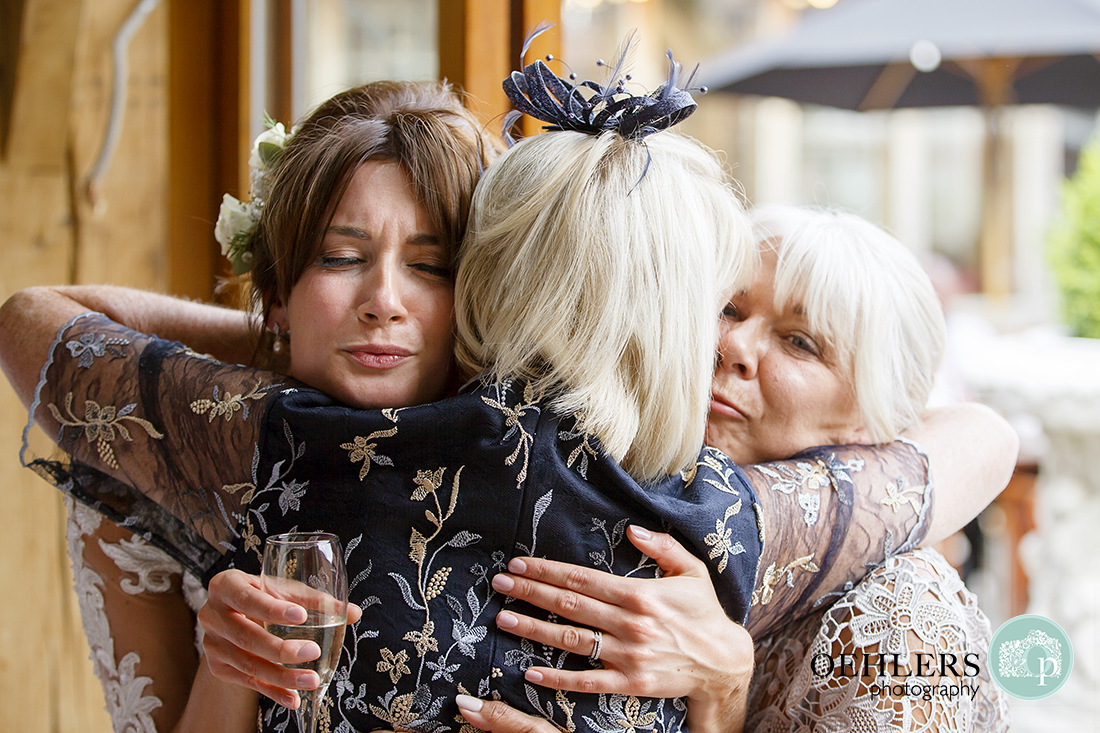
[172,658,260,733]
[904,402,1019,545]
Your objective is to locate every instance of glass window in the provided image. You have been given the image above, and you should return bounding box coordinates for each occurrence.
[303,0,437,110]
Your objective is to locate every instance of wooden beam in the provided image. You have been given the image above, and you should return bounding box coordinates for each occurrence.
[267,0,294,127]
[168,0,248,302]
[0,2,115,729]
[511,0,560,138]
[438,0,510,126]
[69,0,170,290]
[0,0,27,159]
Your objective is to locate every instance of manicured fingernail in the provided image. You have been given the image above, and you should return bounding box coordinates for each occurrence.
[284,605,307,624]
[281,693,298,709]
[525,668,544,683]
[629,525,653,540]
[492,574,515,592]
[497,611,519,629]
[508,558,528,574]
[295,642,320,662]
[456,694,483,712]
[296,671,319,689]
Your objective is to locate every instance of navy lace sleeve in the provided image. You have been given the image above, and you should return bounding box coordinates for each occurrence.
[23,312,285,580]
[741,439,934,638]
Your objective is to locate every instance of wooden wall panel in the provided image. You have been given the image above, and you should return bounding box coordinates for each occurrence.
[513,0,560,138]
[0,0,113,727]
[0,0,169,730]
[70,0,169,290]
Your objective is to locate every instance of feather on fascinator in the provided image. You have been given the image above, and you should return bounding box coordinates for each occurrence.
[503,28,704,145]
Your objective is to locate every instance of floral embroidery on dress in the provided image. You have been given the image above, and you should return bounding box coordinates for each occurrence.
[704,501,747,573]
[99,534,183,594]
[482,381,541,488]
[378,648,412,684]
[190,382,271,422]
[240,514,263,559]
[235,419,310,558]
[229,379,761,733]
[555,689,577,732]
[746,549,1009,733]
[752,554,820,606]
[847,570,965,661]
[405,621,439,657]
[587,517,658,576]
[47,393,164,468]
[342,409,399,480]
[881,477,925,515]
[66,331,130,368]
[754,453,866,527]
[798,492,820,526]
[584,693,679,733]
[63,499,162,733]
[695,448,745,496]
[559,417,599,479]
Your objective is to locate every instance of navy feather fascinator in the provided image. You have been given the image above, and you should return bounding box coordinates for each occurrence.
[502,29,704,145]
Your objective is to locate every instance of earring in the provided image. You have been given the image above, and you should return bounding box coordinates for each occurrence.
[270,323,288,354]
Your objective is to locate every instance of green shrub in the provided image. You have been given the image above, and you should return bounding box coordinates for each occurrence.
[1048,140,1100,339]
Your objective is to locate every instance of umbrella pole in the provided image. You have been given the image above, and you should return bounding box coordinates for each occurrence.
[970,58,1020,299]
[980,106,1013,299]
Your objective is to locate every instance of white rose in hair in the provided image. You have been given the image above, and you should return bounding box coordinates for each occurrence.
[215,193,256,253]
[249,122,289,170]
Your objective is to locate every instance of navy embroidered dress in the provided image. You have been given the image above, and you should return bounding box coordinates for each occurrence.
[24,314,933,733]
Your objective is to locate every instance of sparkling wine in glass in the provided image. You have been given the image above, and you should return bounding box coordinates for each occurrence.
[262,532,348,733]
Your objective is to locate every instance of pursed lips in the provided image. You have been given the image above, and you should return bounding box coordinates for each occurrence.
[709,391,747,420]
[344,344,413,370]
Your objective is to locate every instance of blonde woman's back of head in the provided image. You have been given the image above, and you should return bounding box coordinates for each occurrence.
[456,130,751,482]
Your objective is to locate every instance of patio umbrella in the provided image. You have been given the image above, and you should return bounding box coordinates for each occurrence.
[700,0,1100,295]
[701,0,1100,111]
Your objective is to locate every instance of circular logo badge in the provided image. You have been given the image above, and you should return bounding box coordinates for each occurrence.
[989,614,1073,700]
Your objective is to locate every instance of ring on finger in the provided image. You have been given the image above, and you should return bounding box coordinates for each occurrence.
[589,629,603,663]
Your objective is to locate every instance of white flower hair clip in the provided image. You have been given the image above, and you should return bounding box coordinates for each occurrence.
[215,116,291,275]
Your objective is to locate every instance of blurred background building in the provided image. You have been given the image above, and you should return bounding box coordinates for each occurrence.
[1,0,1098,730]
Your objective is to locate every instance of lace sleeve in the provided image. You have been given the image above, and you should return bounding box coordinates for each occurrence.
[742,439,933,638]
[24,312,285,578]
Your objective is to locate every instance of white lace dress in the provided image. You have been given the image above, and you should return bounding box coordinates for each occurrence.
[65,498,207,733]
[746,548,1009,732]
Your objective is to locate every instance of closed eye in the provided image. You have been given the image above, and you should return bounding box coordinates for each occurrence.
[411,262,452,278]
[319,256,363,268]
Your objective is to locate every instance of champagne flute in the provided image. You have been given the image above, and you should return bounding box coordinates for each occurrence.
[262,532,348,733]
